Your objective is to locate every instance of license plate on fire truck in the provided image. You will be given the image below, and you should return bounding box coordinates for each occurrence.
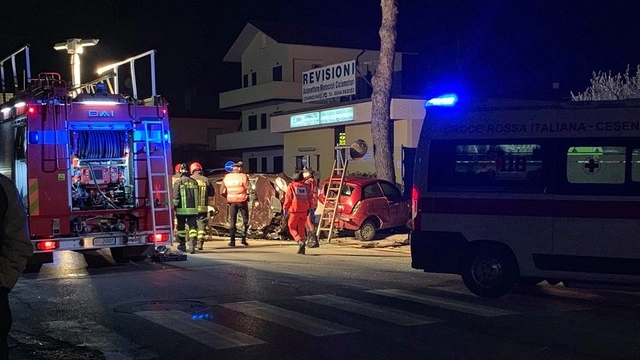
[93,237,117,246]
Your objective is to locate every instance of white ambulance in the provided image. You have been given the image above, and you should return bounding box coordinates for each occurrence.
[410,97,640,298]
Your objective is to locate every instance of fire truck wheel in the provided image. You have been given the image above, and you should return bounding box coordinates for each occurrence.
[461,244,519,298]
[23,262,43,273]
[110,247,148,264]
[355,220,377,241]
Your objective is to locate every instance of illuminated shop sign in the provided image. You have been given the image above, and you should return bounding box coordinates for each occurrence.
[290,107,354,128]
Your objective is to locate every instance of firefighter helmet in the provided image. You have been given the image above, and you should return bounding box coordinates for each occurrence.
[179,163,190,174]
[174,164,181,174]
[190,162,203,174]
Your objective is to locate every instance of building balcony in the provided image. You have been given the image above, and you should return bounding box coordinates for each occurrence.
[216,128,284,151]
[219,81,302,111]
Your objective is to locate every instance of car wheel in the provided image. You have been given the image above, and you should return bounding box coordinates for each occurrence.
[355,220,376,241]
[461,245,519,298]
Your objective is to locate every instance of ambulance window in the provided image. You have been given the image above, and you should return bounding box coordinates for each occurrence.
[566,146,625,184]
[632,149,640,182]
[450,143,543,186]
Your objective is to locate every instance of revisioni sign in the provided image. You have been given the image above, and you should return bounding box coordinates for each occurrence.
[302,60,356,103]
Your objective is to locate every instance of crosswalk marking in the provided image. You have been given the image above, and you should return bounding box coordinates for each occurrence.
[43,320,148,359]
[367,289,518,317]
[298,294,441,326]
[135,310,266,349]
[220,300,359,336]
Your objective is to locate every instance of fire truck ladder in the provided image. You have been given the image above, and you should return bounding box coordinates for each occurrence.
[139,120,174,241]
[316,158,349,243]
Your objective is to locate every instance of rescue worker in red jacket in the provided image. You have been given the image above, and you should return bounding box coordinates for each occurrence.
[302,167,319,248]
[284,170,314,254]
[172,163,200,253]
[220,161,250,247]
[190,162,215,251]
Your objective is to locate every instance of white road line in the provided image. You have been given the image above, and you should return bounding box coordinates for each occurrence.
[298,294,441,326]
[43,320,149,359]
[367,289,518,317]
[220,301,359,336]
[135,310,265,349]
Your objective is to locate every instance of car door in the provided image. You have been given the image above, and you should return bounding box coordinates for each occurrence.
[379,181,408,228]
[361,182,389,225]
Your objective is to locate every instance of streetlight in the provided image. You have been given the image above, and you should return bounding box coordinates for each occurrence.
[54,38,99,86]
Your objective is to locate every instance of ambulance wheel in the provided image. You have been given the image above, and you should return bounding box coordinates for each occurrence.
[355,220,376,241]
[461,244,519,298]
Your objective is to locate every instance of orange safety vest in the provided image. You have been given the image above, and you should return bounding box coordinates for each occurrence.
[304,176,318,208]
[222,172,249,203]
[284,181,312,213]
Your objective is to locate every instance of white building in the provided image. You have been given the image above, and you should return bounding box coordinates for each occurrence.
[218,21,416,176]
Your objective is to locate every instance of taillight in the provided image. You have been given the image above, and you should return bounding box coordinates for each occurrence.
[411,185,420,230]
[36,240,59,251]
[148,233,169,243]
[351,201,361,214]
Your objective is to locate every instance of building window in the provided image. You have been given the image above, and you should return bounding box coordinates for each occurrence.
[274,156,283,173]
[260,114,267,129]
[272,65,282,81]
[335,125,346,146]
[251,72,257,86]
[248,115,257,131]
[249,158,258,173]
[243,74,249,88]
[261,157,267,172]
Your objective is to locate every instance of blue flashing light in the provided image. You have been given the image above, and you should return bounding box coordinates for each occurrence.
[28,131,40,144]
[425,94,458,107]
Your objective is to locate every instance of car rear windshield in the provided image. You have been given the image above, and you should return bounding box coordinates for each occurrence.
[323,184,355,198]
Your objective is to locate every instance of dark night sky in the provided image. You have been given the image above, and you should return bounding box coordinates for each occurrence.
[2,0,640,116]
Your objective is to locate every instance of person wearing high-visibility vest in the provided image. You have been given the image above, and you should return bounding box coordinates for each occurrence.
[284,170,314,254]
[190,162,215,251]
[220,161,250,247]
[172,163,200,254]
[302,167,319,248]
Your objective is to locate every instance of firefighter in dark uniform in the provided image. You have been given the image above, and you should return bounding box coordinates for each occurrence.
[220,161,250,247]
[190,162,215,250]
[172,163,199,253]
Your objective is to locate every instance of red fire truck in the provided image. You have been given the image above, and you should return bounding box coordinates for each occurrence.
[0,44,174,269]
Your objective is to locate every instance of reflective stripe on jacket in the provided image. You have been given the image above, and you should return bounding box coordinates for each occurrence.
[284,181,312,213]
[191,171,215,213]
[304,177,318,208]
[222,173,248,203]
[172,175,199,215]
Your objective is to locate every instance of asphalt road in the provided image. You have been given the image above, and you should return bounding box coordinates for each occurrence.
[7,237,640,360]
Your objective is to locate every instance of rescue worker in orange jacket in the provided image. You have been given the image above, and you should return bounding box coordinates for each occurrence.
[302,167,319,248]
[172,163,199,253]
[284,170,314,254]
[190,162,215,251]
[220,161,249,247]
